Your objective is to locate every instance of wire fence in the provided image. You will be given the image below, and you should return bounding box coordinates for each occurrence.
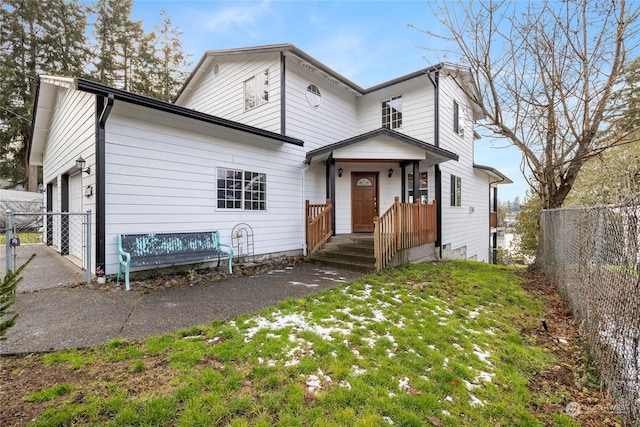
[538,195,640,425]
[3,211,91,283]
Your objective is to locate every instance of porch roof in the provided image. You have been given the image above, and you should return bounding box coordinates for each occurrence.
[473,164,513,184]
[304,128,459,165]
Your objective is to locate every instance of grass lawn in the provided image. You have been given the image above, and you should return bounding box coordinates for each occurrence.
[0,261,615,426]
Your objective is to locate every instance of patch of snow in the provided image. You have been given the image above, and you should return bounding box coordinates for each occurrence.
[443,357,450,368]
[469,394,485,407]
[453,343,463,350]
[442,409,451,416]
[306,374,322,394]
[288,281,319,288]
[444,395,453,402]
[473,345,493,367]
[284,358,300,367]
[352,365,367,376]
[339,380,352,389]
[383,416,395,425]
[468,306,484,319]
[398,377,409,390]
[464,380,479,390]
[475,371,494,383]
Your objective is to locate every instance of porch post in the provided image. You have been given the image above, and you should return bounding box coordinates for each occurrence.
[400,163,407,203]
[326,152,336,236]
[492,186,498,264]
[412,161,420,203]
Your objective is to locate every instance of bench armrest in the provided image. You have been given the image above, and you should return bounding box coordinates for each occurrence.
[218,242,234,274]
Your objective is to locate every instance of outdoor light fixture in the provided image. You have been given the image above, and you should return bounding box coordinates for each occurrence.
[76,156,90,175]
[388,168,394,178]
[338,167,343,177]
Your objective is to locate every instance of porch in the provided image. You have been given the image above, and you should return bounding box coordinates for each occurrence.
[306,197,438,272]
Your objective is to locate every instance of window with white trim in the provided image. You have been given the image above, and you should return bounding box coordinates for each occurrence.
[244,69,269,111]
[451,175,462,207]
[453,100,460,135]
[382,95,403,129]
[217,168,267,210]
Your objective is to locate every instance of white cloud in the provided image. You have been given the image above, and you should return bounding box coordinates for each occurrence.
[205,1,274,35]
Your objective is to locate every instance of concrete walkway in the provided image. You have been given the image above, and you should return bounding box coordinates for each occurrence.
[0,264,364,355]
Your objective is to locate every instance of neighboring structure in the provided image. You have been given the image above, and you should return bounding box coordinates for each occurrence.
[28,44,511,278]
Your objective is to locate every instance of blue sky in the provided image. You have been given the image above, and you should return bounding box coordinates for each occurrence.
[131,0,527,203]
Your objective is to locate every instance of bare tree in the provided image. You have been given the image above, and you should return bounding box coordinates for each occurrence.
[421,0,640,209]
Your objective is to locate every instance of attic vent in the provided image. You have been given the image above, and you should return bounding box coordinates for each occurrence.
[306,84,321,108]
[213,63,219,75]
[301,62,315,71]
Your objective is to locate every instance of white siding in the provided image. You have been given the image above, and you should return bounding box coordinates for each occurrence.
[102,102,304,274]
[284,58,359,151]
[41,87,97,266]
[177,53,282,133]
[358,75,435,142]
[438,74,489,262]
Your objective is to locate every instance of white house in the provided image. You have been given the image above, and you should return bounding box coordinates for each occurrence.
[28,44,510,278]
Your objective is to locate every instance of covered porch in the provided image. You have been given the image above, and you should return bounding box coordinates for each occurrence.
[304,128,458,271]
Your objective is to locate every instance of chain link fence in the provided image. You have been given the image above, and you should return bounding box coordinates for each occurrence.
[3,211,91,284]
[539,195,640,425]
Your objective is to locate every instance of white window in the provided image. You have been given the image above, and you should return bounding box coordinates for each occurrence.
[244,69,269,111]
[453,100,461,135]
[451,175,462,207]
[306,83,321,108]
[382,95,403,129]
[217,168,266,210]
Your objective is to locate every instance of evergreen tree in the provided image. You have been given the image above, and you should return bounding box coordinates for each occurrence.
[566,58,640,205]
[0,254,35,340]
[0,0,87,190]
[153,9,191,101]
[91,0,161,97]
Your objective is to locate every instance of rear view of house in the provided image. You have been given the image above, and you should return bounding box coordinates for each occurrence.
[29,44,510,280]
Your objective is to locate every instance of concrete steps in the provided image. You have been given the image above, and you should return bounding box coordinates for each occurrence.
[309,234,376,273]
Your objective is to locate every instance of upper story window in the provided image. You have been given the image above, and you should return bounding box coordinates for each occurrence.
[382,95,403,129]
[244,69,269,111]
[217,168,267,211]
[306,84,321,108]
[453,100,461,135]
[451,175,462,207]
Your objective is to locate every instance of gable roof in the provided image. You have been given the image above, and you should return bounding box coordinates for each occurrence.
[75,78,304,146]
[29,75,304,164]
[174,43,478,103]
[305,128,459,164]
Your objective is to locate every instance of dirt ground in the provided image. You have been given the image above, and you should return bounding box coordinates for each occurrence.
[519,268,620,426]
[0,267,622,426]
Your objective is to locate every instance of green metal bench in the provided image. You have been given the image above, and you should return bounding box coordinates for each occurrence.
[117,231,233,290]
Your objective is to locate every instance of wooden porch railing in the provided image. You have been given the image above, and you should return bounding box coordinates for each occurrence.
[373,197,437,271]
[305,199,333,254]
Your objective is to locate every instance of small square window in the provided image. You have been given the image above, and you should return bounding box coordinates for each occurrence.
[217,168,266,211]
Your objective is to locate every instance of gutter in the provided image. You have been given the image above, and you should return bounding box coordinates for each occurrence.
[95,94,114,274]
[428,71,443,257]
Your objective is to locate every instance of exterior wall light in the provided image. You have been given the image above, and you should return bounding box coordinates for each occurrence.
[338,167,343,177]
[76,156,90,175]
[388,168,394,178]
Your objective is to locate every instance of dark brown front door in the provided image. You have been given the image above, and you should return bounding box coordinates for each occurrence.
[351,172,378,232]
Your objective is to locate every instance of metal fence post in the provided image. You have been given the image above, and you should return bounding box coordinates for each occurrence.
[5,210,13,272]
[85,210,91,284]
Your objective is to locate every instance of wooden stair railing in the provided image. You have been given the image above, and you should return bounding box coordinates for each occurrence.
[306,199,333,254]
[374,197,437,271]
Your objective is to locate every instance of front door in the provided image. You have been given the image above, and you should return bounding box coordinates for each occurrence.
[351,172,378,232]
